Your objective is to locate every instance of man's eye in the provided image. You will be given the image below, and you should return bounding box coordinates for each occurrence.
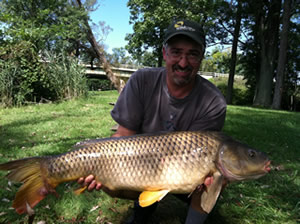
[170,50,181,57]
[189,52,200,58]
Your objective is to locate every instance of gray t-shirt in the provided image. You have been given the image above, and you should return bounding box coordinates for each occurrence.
[111,67,226,133]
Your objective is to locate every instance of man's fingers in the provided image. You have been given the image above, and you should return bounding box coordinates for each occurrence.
[77,177,84,184]
[204,176,214,187]
[77,175,102,191]
[84,175,95,185]
[88,180,97,191]
[95,183,102,190]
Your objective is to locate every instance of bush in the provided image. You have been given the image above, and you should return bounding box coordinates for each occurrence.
[87,78,116,91]
[0,41,50,106]
[210,77,253,105]
[0,60,15,106]
[0,42,88,107]
[44,51,88,100]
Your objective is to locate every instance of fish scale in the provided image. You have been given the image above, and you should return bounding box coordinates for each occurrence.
[0,131,270,215]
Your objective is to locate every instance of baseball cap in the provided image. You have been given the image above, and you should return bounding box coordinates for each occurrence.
[164,19,206,50]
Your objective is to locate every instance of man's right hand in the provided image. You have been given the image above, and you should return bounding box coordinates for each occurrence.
[77,175,102,191]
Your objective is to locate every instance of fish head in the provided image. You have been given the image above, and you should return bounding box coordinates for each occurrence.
[217,140,271,182]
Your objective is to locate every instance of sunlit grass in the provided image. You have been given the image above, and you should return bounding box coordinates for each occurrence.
[0,91,299,223]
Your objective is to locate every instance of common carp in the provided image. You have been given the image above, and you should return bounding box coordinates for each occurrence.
[0,131,271,215]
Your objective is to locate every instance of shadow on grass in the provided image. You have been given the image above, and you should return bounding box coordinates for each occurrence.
[0,114,107,160]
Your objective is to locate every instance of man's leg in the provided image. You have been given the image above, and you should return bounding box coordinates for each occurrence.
[185,206,208,224]
[174,191,208,224]
[124,200,158,224]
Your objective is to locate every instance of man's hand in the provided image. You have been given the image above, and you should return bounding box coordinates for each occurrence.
[77,175,102,191]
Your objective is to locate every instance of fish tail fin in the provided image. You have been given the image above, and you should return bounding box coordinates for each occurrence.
[0,157,58,214]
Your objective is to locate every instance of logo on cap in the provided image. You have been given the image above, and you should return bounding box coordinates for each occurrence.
[174,21,184,28]
[174,21,195,32]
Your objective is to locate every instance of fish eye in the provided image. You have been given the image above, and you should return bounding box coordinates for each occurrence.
[248,149,256,158]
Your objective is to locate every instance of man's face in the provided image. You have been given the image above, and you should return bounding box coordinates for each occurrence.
[163,35,203,87]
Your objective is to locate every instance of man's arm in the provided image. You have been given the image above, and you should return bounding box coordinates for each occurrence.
[77,125,136,190]
[112,125,137,137]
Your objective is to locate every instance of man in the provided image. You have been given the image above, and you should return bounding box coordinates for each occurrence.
[78,19,227,223]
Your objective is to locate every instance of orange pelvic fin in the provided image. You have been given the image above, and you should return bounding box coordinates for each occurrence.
[74,186,87,195]
[0,157,58,214]
[139,189,169,207]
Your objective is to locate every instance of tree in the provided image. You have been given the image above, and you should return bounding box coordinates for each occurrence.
[252,0,281,107]
[107,47,134,67]
[226,0,242,104]
[201,47,231,73]
[272,0,292,109]
[280,4,300,110]
[0,0,93,54]
[139,50,158,67]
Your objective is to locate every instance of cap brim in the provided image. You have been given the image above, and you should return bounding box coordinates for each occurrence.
[164,32,204,49]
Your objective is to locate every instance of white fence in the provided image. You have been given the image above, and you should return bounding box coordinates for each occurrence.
[83,64,243,80]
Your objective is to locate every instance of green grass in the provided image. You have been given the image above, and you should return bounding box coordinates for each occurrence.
[0,91,299,224]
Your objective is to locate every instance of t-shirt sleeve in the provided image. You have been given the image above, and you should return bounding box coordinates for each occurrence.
[110,71,144,132]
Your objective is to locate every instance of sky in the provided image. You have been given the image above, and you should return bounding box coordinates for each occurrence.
[90,0,133,53]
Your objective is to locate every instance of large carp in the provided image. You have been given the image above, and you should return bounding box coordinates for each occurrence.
[0,131,270,215]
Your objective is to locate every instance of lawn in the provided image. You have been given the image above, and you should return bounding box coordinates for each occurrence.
[0,91,299,224]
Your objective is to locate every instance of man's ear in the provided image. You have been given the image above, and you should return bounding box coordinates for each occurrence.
[162,46,167,61]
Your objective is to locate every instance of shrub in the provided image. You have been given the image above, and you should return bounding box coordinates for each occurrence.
[0,41,49,106]
[0,41,88,107]
[87,78,116,91]
[44,51,88,100]
[210,77,253,105]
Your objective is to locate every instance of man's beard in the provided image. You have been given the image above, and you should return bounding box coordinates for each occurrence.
[171,64,195,86]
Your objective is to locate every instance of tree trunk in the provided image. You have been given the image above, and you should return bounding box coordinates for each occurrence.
[253,0,281,107]
[76,0,125,93]
[226,0,242,104]
[271,0,292,109]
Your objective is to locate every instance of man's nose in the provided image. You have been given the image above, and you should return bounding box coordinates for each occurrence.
[178,55,189,67]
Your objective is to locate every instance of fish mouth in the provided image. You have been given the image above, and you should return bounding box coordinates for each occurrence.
[217,160,271,182]
[264,160,271,173]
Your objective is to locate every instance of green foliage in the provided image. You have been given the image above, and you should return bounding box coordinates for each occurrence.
[202,47,231,73]
[0,91,299,224]
[139,50,158,67]
[44,51,88,101]
[87,78,116,91]
[0,59,16,106]
[0,42,88,107]
[0,0,90,54]
[105,47,134,67]
[0,0,100,107]
[211,77,253,105]
[0,41,49,106]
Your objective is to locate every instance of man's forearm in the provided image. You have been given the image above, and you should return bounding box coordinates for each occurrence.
[112,124,136,137]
